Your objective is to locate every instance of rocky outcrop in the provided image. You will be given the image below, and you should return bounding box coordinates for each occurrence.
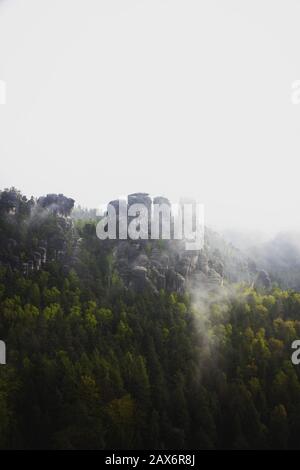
[1,189,266,295]
[104,194,262,294]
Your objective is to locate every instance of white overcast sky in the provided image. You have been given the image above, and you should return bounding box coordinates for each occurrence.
[0,0,300,233]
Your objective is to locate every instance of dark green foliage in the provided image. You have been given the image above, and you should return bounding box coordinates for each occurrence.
[0,189,300,449]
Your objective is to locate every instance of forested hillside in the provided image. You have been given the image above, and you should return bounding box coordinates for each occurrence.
[0,188,300,449]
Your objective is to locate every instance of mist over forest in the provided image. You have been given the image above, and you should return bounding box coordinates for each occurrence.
[2,0,300,454]
[0,187,299,450]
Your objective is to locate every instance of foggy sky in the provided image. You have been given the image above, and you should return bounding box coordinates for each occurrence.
[1,0,300,234]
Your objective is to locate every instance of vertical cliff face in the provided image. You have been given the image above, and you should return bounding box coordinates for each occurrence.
[102,194,259,294]
[111,235,254,294]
